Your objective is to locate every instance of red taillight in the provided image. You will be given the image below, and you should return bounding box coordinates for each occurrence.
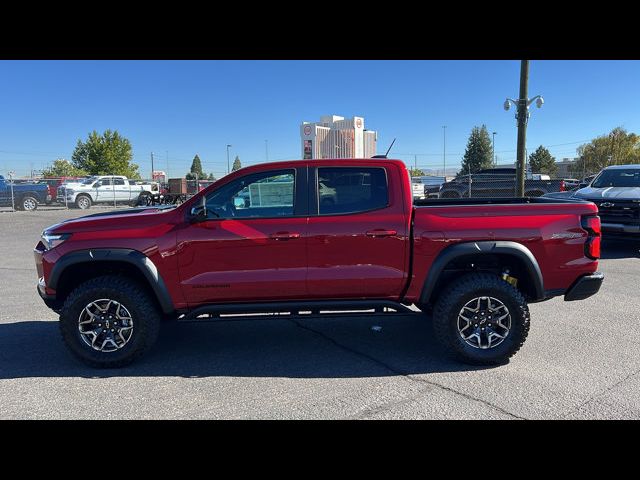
[582,215,601,235]
[560,180,566,192]
[581,215,601,260]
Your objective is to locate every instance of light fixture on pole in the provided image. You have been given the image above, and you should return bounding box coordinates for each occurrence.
[503,60,544,196]
[226,144,232,174]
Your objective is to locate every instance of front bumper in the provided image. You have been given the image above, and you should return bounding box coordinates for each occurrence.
[601,222,640,234]
[37,278,62,311]
[564,272,604,301]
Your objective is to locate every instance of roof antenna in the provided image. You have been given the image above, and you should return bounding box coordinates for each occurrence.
[372,138,396,158]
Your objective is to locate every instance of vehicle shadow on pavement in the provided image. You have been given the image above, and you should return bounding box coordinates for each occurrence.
[600,239,640,259]
[0,314,493,379]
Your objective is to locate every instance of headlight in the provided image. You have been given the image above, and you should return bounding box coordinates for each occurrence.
[41,232,71,250]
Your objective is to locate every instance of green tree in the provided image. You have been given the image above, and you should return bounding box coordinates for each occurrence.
[186,154,204,180]
[409,167,425,177]
[207,172,217,181]
[458,125,493,177]
[528,146,558,176]
[571,127,640,177]
[71,130,139,178]
[42,158,88,178]
[232,156,242,171]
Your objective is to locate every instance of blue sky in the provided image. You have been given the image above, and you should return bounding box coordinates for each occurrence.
[1,60,639,178]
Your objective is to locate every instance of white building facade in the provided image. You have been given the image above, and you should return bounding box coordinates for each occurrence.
[300,115,377,159]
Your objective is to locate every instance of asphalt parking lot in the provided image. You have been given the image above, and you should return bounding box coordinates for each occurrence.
[0,205,639,419]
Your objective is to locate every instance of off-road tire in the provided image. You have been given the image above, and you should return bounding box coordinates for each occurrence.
[59,275,161,368]
[432,272,530,365]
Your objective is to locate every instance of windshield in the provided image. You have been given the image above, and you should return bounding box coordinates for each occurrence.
[591,169,640,188]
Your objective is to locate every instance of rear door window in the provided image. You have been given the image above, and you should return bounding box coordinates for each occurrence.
[317,167,388,215]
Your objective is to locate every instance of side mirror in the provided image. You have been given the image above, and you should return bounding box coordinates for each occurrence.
[190,196,208,222]
[233,197,245,208]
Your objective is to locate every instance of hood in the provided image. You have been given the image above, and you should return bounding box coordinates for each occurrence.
[46,205,179,235]
[573,186,640,201]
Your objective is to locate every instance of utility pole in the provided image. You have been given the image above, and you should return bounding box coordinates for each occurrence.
[442,126,447,178]
[492,132,497,166]
[504,61,544,196]
[414,154,417,174]
[515,61,529,197]
[151,152,155,181]
[226,144,232,175]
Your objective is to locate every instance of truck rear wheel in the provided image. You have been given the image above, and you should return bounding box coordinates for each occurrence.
[432,272,530,365]
[59,275,161,368]
[18,195,38,211]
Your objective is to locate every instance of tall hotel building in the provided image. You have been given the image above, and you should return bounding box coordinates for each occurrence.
[300,115,377,159]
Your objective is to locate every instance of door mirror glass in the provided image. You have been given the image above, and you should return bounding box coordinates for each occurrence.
[190,196,208,222]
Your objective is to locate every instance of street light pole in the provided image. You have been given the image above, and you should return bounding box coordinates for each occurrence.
[504,60,544,197]
[492,132,497,166]
[442,126,447,178]
[226,144,232,175]
[515,61,529,197]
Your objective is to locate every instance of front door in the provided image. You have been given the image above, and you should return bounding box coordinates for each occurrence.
[177,167,308,305]
[94,177,114,202]
[306,165,409,299]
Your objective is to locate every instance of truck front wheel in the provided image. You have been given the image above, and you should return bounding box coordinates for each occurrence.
[59,275,161,368]
[75,195,92,209]
[432,273,530,365]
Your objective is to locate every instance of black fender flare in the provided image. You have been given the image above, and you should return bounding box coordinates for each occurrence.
[48,248,175,314]
[419,241,544,305]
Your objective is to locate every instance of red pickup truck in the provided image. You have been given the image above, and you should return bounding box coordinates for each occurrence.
[34,159,604,368]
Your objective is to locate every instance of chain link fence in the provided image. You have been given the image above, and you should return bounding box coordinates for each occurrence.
[411,168,602,200]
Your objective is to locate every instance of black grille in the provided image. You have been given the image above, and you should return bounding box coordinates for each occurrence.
[595,201,640,224]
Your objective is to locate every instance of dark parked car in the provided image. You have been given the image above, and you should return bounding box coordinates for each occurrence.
[439,167,567,198]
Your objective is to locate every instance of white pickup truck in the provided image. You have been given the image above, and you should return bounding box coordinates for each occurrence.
[57,175,158,209]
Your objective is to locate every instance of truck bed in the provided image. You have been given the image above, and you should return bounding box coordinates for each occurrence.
[414,196,593,207]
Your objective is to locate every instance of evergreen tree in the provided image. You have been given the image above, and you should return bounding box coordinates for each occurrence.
[528,146,558,176]
[458,125,493,177]
[207,172,216,181]
[232,156,242,171]
[187,154,204,179]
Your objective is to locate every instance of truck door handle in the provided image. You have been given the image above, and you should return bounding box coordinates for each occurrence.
[270,231,301,240]
[366,229,397,237]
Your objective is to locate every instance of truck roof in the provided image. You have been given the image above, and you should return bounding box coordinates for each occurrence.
[230,158,407,174]
[602,164,640,170]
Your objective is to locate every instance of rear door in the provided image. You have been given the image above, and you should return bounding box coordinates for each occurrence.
[113,178,130,201]
[306,164,409,299]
